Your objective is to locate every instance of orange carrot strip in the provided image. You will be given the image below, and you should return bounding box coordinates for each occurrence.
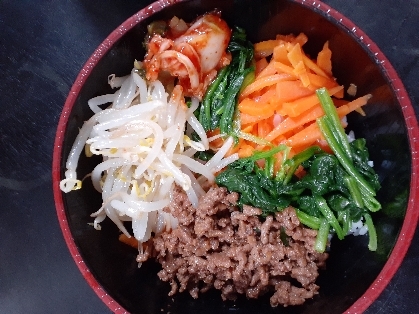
[271,94,370,150]
[240,112,272,125]
[119,234,138,249]
[273,61,298,77]
[240,73,293,98]
[254,39,281,58]
[241,124,256,133]
[208,129,224,150]
[284,96,370,152]
[287,43,304,68]
[257,118,273,138]
[256,61,278,79]
[282,85,343,117]
[258,85,278,104]
[275,80,314,103]
[335,89,344,99]
[225,138,243,157]
[287,43,311,87]
[307,73,338,89]
[238,144,255,158]
[303,54,330,78]
[255,57,269,76]
[284,122,322,149]
[266,93,371,143]
[239,98,275,116]
[337,94,371,116]
[348,94,371,111]
[265,106,325,142]
[317,41,332,75]
[292,33,308,46]
[273,43,290,64]
[293,61,311,87]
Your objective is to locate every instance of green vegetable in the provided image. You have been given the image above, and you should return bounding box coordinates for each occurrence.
[315,88,382,250]
[364,213,377,251]
[219,67,254,137]
[215,146,291,215]
[202,66,230,130]
[280,145,322,184]
[314,218,330,253]
[295,209,321,230]
[344,176,364,208]
[314,195,344,240]
[198,26,254,141]
[315,87,353,160]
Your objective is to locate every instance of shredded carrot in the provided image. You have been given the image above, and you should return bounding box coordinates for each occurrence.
[240,112,272,125]
[257,117,273,138]
[239,98,275,116]
[254,39,281,58]
[240,73,293,98]
[287,43,310,87]
[255,57,269,76]
[292,33,308,46]
[284,122,323,151]
[210,33,372,162]
[119,234,138,249]
[273,61,298,78]
[272,43,290,64]
[303,54,330,78]
[307,73,338,89]
[317,41,332,75]
[238,144,255,158]
[281,85,344,117]
[339,94,371,116]
[256,60,278,79]
[264,106,325,143]
[275,80,314,103]
[258,85,278,104]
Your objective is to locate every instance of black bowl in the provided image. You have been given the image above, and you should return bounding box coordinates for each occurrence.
[52,0,419,313]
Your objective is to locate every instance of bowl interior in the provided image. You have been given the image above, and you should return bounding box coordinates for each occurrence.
[57,0,412,313]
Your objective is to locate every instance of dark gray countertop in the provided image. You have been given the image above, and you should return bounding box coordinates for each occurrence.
[1,0,418,313]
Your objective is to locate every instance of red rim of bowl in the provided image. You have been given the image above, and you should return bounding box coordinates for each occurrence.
[52,0,419,313]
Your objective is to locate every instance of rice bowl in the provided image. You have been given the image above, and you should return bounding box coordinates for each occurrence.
[52,0,419,313]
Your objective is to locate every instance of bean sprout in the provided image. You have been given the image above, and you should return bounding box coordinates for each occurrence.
[60,68,237,242]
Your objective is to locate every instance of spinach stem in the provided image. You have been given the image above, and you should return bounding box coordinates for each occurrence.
[314,195,345,240]
[248,145,287,161]
[344,175,364,208]
[283,145,322,184]
[315,218,330,253]
[203,66,229,127]
[317,117,376,196]
[364,213,377,251]
[295,209,321,230]
[316,88,353,160]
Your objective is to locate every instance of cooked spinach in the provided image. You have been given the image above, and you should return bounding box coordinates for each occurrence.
[198,26,254,140]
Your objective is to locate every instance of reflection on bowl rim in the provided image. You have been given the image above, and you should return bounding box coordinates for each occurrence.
[52,0,419,313]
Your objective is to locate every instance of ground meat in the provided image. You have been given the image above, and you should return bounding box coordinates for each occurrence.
[149,186,328,307]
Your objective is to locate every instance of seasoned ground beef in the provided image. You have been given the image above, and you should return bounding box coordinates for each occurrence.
[149,186,329,307]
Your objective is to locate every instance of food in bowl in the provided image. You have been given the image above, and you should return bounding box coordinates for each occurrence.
[59,10,384,307]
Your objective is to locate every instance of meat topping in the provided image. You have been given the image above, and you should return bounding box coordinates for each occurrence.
[149,186,328,307]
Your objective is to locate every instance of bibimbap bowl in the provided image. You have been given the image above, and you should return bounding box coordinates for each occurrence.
[52,0,419,313]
